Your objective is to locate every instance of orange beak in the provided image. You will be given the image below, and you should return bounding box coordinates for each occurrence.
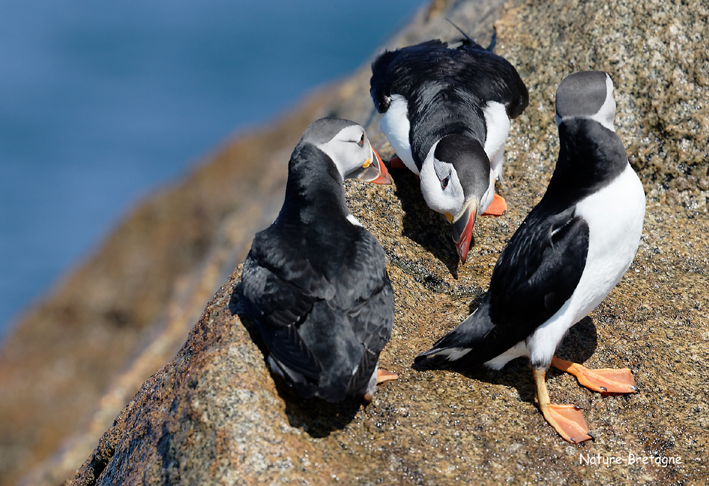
[451,199,478,264]
[360,146,391,185]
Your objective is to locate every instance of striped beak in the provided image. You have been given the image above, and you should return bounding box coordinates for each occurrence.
[450,199,479,264]
[353,146,392,185]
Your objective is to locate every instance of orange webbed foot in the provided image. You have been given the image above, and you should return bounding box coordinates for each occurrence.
[552,356,638,394]
[534,368,593,443]
[363,369,398,404]
[482,193,507,216]
[376,369,398,384]
[541,403,593,444]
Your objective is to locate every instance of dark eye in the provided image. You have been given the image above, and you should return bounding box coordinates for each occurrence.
[441,176,449,189]
[357,133,365,147]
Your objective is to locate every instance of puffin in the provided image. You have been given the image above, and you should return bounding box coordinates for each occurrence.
[414,71,646,443]
[241,117,398,403]
[370,26,528,263]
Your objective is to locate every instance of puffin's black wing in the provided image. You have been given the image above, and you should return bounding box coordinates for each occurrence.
[330,232,394,395]
[241,228,337,383]
[416,206,588,367]
[370,40,446,113]
[455,41,529,118]
[370,39,528,118]
[485,206,589,347]
[243,224,393,395]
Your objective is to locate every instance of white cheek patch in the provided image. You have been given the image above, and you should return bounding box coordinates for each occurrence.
[419,144,465,216]
[317,126,367,179]
[587,75,616,132]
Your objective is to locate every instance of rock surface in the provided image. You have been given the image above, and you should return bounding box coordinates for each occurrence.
[3,0,709,484]
[0,98,335,486]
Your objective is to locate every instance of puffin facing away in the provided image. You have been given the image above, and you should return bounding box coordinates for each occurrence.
[370,27,528,263]
[241,118,397,403]
[415,72,645,443]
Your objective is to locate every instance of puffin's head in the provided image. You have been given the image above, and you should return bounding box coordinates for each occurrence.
[419,134,492,263]
[555,71,616,132]
[370,86,391,113]
[300,118,391,185]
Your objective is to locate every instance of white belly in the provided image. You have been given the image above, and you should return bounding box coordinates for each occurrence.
[482,101,511,179]
[479,168,497,214]
[380,94,417,174]
[488,163,646,369]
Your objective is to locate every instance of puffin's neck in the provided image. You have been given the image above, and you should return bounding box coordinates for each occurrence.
[543,118,628,207]
[277,142,350,225]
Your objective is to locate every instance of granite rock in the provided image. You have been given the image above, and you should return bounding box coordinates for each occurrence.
[5,0,709,484]
[0,99,336,486]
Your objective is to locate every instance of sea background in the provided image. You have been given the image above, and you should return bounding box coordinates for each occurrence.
[0,0,427,340]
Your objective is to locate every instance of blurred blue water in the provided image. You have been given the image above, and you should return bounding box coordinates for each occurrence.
[0,0,427,340]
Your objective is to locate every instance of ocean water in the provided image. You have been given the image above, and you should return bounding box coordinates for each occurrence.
[0,0,427,340]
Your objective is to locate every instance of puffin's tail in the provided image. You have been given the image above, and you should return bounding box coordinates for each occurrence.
[445,19,496,52]
[446,18,476,44]
[486,27,497,52]
[413,300,495,370]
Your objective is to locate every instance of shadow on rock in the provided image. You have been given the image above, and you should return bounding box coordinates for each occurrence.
[466,292,487,315]
[228,283,362,439]
[413,316,599,405]
[554,316,598,365]
[391,168,461,277]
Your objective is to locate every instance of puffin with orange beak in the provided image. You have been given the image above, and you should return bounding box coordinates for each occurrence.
[370,26,528,263]
[241,117,396,402]
[415,72,645,443]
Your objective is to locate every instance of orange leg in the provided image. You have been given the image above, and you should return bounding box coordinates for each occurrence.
[534,368,593,443]
[551,356,638,394]
[482,193,507,216]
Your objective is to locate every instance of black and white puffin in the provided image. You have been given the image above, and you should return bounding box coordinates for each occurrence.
[370,27,528,263]
[414,72,645,443]
[241,118,397,403]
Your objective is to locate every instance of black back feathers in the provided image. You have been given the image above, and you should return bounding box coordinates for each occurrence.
[241,120,394,402]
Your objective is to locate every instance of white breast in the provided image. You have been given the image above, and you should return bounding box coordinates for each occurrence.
[346,214,363,227]
[380,94,417,174]
[482,101,511,179]
[570,163,646,314]
[525,163,646,366]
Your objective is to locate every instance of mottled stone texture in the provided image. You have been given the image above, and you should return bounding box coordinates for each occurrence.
[1,99,336,486]
[69,199,709,486]
[5,0,709,484]
[497,0,709,205]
